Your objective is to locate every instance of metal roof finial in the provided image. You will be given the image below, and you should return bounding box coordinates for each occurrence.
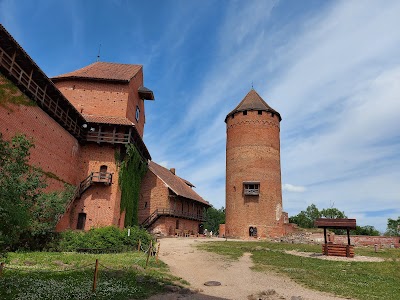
[96,44,102,62]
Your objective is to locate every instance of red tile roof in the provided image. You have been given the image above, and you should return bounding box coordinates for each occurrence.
[225,89,281,122]
[83,114,134,125]
[52,62,142,82]
[148,161,210,206]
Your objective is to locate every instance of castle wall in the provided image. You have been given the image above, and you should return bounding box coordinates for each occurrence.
[57,143,123,231]
[0,74,80,191]
[149,216,201,237]
[225,110,284,238]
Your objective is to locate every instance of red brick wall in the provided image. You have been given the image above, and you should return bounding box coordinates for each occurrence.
[0,75,80,191]
[149,216,201,236]
[225,110,284,238]
[57,143,123,231]
[139,171,170,224]
[54,68,145,137]
[334,235,400,248]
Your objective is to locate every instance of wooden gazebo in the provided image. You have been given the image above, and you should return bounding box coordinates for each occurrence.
[314,218,356,258]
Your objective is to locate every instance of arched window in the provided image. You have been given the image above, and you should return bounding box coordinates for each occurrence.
[100,165,107,179]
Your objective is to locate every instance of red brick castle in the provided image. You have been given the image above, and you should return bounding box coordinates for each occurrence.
[0,24,208,235]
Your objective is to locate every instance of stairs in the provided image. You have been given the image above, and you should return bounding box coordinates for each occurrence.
[56,172,112,224]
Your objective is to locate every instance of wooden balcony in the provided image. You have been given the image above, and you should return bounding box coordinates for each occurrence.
[142,208,206,228]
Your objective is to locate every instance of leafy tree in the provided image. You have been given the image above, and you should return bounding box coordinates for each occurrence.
[0,133,73,251]
[0,133,46,250]
[351,225,380,236]
[289,204,321,228]
[320,208,347,219]
[384,216,400,236]
[203,207,225,234]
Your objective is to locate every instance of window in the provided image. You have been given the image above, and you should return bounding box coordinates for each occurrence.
[77,213,87,230]
[135,106,140,122]
[243,182,260,196]
[258,110,262,115]
[144,202,147,208]
[243,111,247,115]
[100,165,107,179]
[176,220,180,229]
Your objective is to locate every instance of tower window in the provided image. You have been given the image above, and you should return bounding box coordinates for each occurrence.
[135,106,140,122]
[243,182,260,195]
[258,110,262,115]
[243,111,247,115]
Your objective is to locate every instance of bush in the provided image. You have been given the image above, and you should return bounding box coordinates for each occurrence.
[57,226,154,252]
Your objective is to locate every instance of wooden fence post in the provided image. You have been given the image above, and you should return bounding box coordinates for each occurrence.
[0,262,4,277]
[145,240,153,269]
[155,243,161,264]
[137,239,141,252]
[92,259,99,292]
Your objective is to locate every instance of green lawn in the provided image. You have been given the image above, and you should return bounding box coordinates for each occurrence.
[0,251,183,300]
[197,241,400,300]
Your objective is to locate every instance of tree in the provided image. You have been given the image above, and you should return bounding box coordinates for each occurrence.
[0,133,72,251]
[351,225,380,236]
[289,204,321,228]
[203,207,225,234]
[384,217,400,236]
[0,134,46,250]
[320,208,347,219]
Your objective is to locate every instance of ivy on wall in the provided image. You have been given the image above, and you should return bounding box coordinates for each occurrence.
[0,72,36,109]
[118,144,148,226]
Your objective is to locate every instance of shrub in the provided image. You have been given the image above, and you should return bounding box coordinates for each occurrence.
[57,226,154,252]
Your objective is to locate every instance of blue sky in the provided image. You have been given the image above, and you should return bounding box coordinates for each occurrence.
[1,0,399,233]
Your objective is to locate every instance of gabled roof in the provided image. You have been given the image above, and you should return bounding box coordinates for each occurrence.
[52,62,142,83]
[225,89,281,122]
[148,161,210,206]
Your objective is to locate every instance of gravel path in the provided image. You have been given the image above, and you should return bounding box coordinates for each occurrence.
[146,238,351,300]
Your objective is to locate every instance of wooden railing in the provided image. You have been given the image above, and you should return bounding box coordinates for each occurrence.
[141,208,206,228]
[0,47,83,138]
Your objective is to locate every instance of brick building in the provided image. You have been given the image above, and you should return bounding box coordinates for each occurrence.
[224,89,287,238]
[0,24,207,233]
[139,161,210,236]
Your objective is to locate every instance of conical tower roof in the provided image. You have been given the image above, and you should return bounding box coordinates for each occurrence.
[225,89,281,122]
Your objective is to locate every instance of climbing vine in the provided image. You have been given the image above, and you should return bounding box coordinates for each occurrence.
[118,144,148,226]
[0,72,36,109]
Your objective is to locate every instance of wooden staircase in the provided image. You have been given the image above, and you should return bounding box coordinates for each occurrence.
[56,172,112,223]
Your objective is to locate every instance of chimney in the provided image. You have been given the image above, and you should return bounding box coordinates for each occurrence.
[170,168,176,175]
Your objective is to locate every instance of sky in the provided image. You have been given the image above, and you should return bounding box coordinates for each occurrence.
[1,0,399,233]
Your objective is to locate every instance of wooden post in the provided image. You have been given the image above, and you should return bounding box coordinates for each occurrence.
[346,228,351,245]
[137,239,141,252]
[145,240,153,269]
[155,243,161,264]
[92,259,99,292]
[0,262,4,277]
[323,227,328,255]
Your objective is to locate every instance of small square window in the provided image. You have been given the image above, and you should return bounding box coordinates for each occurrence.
[243,182,260,195]
[243,111,247,115]
[258,110,262,115]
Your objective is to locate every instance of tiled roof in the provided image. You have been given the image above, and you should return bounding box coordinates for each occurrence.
[52,62,142,82]
[148,161,210,206]
[83,114,134,126]
[225,89,281,122]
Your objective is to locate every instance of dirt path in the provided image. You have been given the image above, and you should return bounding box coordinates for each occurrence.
[147,238,351,300]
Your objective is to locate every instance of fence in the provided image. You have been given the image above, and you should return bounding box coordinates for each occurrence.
[0,240,161,293]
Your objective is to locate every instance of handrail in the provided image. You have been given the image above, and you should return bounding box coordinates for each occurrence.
[141,208,206,228]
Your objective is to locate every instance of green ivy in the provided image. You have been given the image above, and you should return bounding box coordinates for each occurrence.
[0,72,37,109]
[119,144,147,226]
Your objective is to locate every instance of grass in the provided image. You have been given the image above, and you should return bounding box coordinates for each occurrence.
[198,241,400,300]
[0,251,186,300]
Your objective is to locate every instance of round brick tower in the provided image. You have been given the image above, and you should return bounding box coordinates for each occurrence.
[225,89,284,238]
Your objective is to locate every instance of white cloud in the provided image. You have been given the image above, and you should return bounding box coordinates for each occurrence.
[282,184,306,193]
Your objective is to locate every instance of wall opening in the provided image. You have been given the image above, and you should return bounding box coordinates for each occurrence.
[100,165,108,179]
[77,213,87,230]
[176,219,180,229]
[249,226,257,237]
